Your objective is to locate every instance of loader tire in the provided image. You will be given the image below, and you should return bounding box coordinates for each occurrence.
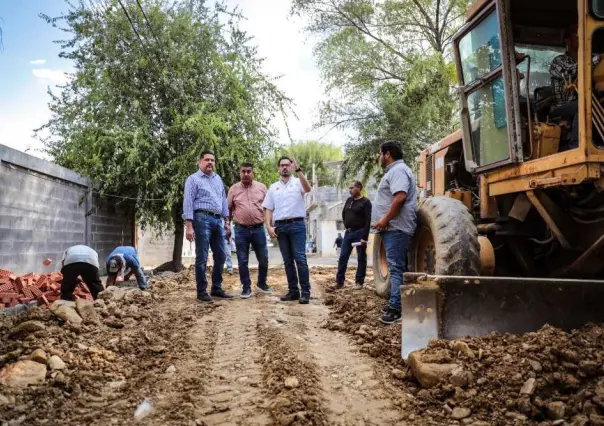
[372,197,480,299]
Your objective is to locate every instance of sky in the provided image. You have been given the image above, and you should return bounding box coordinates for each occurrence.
[0,0,343,159]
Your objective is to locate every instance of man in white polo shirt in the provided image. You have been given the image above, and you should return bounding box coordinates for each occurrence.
[263,156,312,304]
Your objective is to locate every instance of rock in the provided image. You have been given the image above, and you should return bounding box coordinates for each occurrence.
[450,366,471,387]
[520,378,536,395]
[52,303,83,325]
[0,394,10,405]
[453,341,475,358]
[50,300,76,310]
[284,377,299,389]
[98,286,127,302]
[590,414,604,426]
[451,407,472,420]
[30,349,48,364]
[392,368,406,380]
[93,299,106,308]
[570,415,589,426]
[76,299,98,323]
[505,411,527,422]
[477,377,487,385]
[579,361,598,376]
[10,320,46,337]
[104,319,125,329]
[529,359,543,373]
[546,401,566,420]
[76,343,89,351]
[165,365,176,374]
[469,422,492,426]
[407,351,459,389]
[0,360,47,388]
[48,355,66,370]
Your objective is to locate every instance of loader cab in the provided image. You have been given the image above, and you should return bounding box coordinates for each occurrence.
[454,0,604,175]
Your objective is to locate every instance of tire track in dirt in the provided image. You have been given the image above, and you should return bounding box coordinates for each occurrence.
[199,297,272,426]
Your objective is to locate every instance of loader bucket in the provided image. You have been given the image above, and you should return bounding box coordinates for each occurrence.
[400,272,604,360]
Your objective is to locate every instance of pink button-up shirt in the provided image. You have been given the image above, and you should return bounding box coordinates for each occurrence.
[227,181,267,226]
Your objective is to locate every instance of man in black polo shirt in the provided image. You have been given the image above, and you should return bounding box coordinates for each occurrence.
[328,180,372,291]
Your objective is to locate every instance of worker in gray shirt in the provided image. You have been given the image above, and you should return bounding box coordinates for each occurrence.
[371,140,417,324]
[60,245,104,300]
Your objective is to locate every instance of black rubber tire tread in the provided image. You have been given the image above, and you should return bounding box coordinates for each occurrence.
[413,196,480,276]
[372,196,480,299]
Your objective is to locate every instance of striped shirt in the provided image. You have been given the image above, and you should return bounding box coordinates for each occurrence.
[182,170,229,221]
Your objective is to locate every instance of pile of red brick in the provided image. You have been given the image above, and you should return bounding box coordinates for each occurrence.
[0,269,93,310]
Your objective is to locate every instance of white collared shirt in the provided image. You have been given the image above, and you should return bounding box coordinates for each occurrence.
[263,177,307,221]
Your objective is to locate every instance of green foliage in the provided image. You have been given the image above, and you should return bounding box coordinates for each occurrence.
[278,140,343,186]
[37,0,289,238]
[291,0,470,179]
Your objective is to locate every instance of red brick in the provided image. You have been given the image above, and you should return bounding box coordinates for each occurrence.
[0,269,13,278]
[0,283,15,292]
[19,297,34,304]
[0,292,21,298]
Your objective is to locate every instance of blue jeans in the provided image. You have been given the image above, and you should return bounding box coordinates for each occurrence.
[193,212,227,296]
[382,230,412,311]
[276,221,310,296]
[335,229,367,285]
[235,224,269,291]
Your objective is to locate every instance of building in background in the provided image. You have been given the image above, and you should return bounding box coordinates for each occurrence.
[305,161,377,257]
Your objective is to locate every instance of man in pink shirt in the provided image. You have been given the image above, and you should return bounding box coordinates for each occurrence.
[227,163,273,298]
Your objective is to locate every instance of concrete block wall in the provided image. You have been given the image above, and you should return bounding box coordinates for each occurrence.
[0,144,134,275]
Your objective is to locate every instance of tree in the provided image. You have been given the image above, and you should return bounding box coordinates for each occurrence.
[291,0,470,179]
[37,0,289,271]
[278,140,343,186]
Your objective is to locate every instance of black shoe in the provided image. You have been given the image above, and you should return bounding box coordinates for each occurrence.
[381,304,390,314]
[299,295,310,304]
[241,288,252,299]
[280,292,300,302]
[210,289,234,299]
[325,283,344,293]
[353,283,363,291]
[256,284,273,294]
[197,293,213,303]
[380,308,402,324]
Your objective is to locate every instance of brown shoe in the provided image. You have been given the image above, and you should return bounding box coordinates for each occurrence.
[325,283,344,293]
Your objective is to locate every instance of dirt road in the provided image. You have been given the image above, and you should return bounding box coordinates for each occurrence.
[0,267,405,425]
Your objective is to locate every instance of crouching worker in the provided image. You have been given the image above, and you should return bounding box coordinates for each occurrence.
[106,246,148,290]
[60,245,104,300]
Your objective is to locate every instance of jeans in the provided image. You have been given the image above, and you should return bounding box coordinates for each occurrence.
[335,229,367,285]
[382,230,412,311]
[193,212,227,296]
[61,262,103,300]
[276,221,310,296]
[235,224,269,291]
[106,261,148,290]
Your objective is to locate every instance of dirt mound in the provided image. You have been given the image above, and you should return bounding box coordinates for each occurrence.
[257,322,327,425]
[321,279,604,425]
[0,273,199,425]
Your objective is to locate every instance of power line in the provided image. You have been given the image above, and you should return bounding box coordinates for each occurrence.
[134,0,160,44]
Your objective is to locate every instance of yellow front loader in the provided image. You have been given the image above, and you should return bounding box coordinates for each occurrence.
[372,0,604,358]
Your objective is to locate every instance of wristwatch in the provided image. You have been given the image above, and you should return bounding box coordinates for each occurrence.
[295,167,302,173]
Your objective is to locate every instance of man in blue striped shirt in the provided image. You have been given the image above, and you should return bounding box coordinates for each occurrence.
[183,150,233,302]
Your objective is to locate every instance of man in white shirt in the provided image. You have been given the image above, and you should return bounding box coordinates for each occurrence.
[263,156,312,304]
[60,245,104,300]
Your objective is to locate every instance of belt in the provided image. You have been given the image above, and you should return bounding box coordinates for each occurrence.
[194,209,222,218]
[235,223,264,229]
[275,217,304,225]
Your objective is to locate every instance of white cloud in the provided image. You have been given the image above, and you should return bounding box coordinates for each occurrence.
[29,59,46,65]
[32,68,69,84]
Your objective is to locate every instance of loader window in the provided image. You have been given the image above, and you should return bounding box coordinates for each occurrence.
[467,76,509,166]
[459,12,502,84]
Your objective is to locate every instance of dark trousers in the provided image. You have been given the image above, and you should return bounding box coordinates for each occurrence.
[276,221,310,297]
[551,101,578,149]
[60,262,103,300]
[235,224,269,291]
[335,229,367,285]
[193,212,227,296]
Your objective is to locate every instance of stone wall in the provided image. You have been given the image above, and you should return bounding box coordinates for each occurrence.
[0,144,135,275]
